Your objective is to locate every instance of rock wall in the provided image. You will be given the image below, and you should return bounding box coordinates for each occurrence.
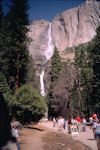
[28,20,50,66]
[52,0,100,60]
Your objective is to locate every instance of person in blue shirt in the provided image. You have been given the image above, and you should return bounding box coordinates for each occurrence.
[95,122,100,150]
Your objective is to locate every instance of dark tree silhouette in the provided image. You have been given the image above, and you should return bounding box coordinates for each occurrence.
[0,92,12,147]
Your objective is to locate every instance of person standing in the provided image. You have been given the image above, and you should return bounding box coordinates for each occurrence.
[53,117,56,127]
[63,118,66,130]
[0,92,20,150]
[82,117,86,132]
[67,117,72,134]
[11,125,20,150]
[89,115,93,129]
[95,122,100,150]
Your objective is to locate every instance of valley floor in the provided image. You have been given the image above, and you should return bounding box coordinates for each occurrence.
[20,121,98,150]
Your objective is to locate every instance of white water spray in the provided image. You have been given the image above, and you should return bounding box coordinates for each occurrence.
[45,23,54,60]
[40,70,45,97]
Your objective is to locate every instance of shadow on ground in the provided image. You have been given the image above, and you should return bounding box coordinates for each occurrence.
[87,139,95,141]
[25,126,44,131]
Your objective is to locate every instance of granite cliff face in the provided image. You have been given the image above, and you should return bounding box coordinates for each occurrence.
[28,20,50,66]
[28,0,100,63]
[52,0,100,60]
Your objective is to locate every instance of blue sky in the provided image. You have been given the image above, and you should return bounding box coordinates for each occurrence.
[28,0,85,22]
[2,0,85,22]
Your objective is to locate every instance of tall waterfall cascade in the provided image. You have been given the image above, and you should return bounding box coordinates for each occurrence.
[40,70,45,97]
[40,23,54,118]
[40,23,54,97]
[45,23,54,60]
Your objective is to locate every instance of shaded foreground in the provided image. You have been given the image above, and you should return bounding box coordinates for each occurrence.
[20,124,92,150]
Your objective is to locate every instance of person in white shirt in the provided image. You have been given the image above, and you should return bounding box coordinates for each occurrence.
[11,125,19,139]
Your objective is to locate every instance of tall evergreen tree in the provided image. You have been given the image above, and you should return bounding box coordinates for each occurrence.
[0,0,10,93]
[50,47,62,84]
[0,0,4,74]
[48,47,62,117]
[50,62,74,118]
[5,0,29,93]
[89,26,100,113]
[25,56,39,89]
[73,44,93,116]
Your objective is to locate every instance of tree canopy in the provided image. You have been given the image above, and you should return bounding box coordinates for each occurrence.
[10,84,46,124]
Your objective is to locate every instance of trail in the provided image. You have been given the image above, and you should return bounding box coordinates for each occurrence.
[19,121,98,150]
[40,121,98,150]
[20,126,46,150]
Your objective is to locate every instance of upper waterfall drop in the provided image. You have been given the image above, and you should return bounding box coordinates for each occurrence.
[40,70,45,97]
[45,23,54,60]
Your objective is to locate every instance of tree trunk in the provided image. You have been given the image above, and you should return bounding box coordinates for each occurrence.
[15,65,19,93]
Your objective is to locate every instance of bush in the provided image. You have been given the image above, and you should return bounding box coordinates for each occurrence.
[12,84,46,124]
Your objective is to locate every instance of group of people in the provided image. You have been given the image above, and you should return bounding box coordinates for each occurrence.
[68,116,87,134]
[53,117,66,131]
[53,116,87,134]
[52,114,100,150]
[52,114,100,136]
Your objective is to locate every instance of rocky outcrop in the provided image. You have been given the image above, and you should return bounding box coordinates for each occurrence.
[28,0,100,64]
[28,20,50,66]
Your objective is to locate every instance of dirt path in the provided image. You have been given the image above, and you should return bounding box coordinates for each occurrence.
[41,121,98,150]
[19,122,98,150]
[20,125,47,150]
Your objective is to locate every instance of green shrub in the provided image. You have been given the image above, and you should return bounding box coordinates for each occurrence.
[12,84,46,124]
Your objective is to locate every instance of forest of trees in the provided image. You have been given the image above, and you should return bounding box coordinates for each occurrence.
[48,27,100,119]
[0,0,100,123]
[0,0,46,124]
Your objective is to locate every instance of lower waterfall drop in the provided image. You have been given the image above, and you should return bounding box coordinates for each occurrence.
[40,70,45,97]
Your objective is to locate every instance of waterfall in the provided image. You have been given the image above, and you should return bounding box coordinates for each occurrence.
[45,23,54,60]
[40,23,54,119]
[40,70,45,97]
[40,22,54,97]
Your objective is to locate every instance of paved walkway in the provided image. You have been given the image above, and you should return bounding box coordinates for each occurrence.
[40,121,98,150]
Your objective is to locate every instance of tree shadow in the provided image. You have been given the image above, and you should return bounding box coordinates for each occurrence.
[87,138,95,141]
[25,126,44,131]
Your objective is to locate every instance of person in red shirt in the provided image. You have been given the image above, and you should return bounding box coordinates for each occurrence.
[93,112,97,120]
[76,116,81,123]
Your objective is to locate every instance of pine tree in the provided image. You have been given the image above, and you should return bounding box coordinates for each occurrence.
[25,56,39,89]
[4,0,29,93]
[50,47,62,83]
[48,47,62,117]
[73,44,93,116]
[89,26,100,112]
[0,0,5,74]
[0,0,10,94]
[51,62,74,118]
